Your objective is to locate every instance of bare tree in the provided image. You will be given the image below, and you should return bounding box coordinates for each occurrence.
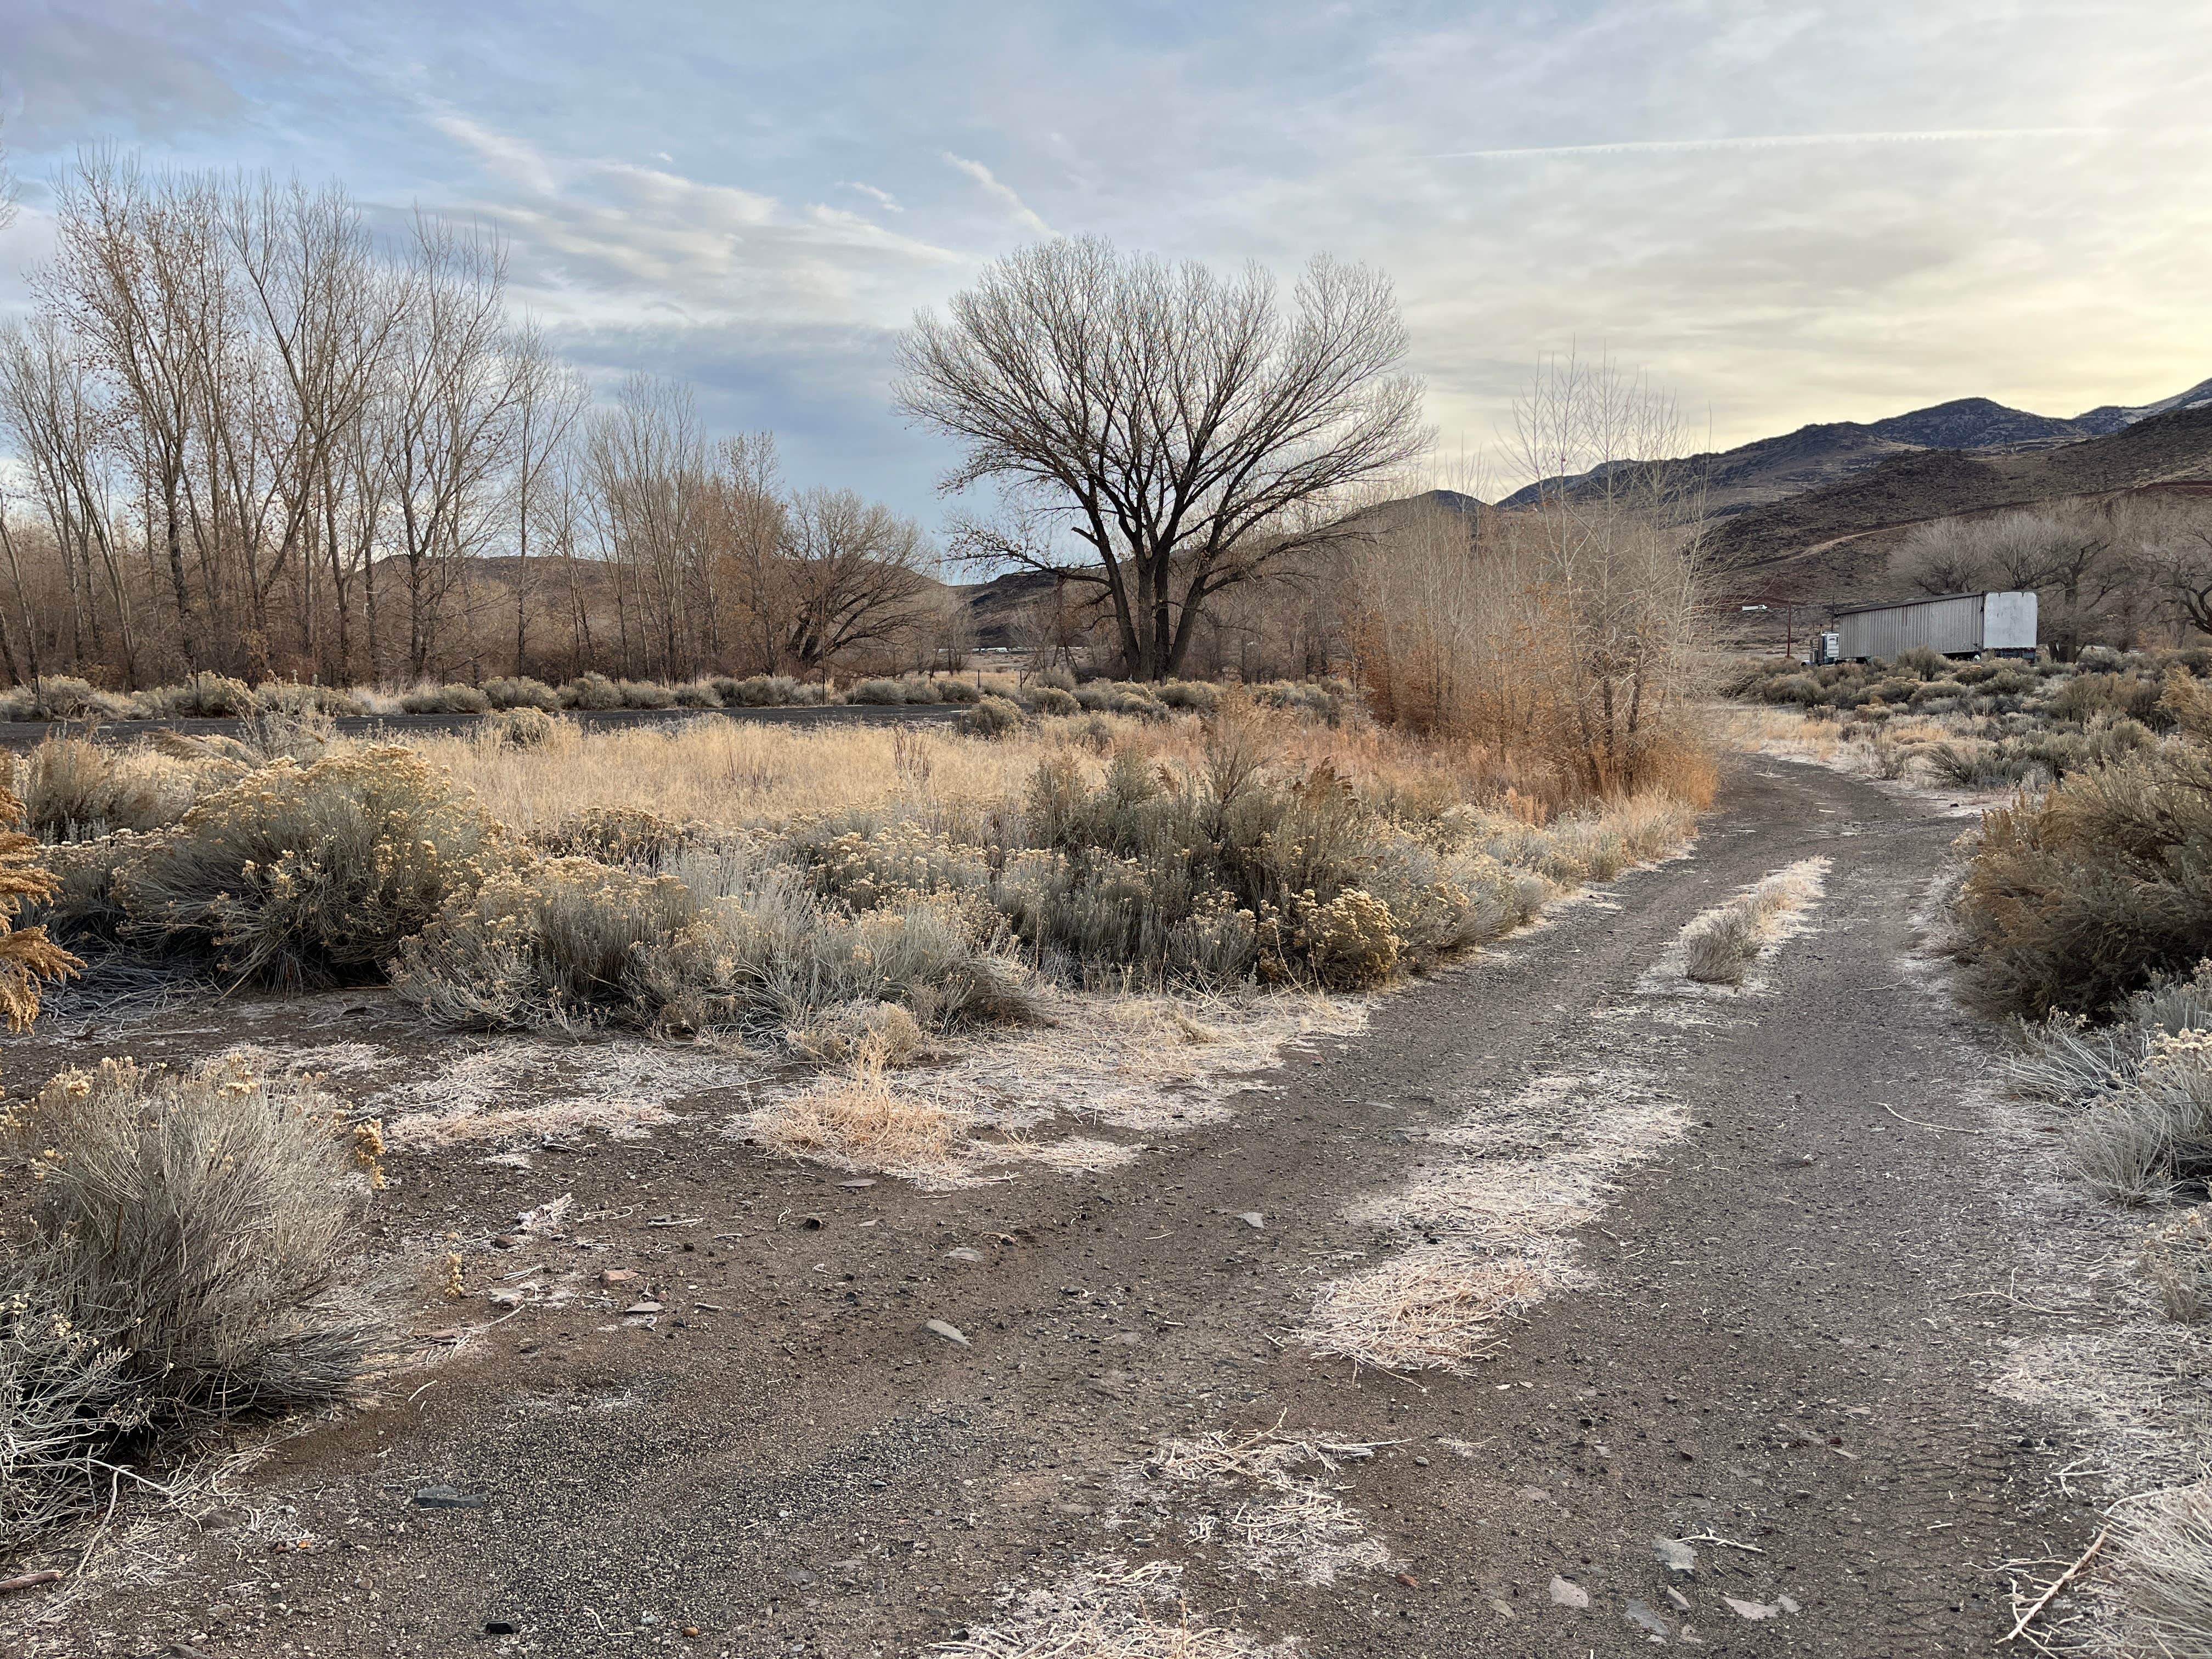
[1892,517,1987,596]
[39,154,224,665]
[376,216,521,679]
[222,174,404,669]
[777,488,940,673]
[0,317,140,680]
[505,323,585,675]
[895,236,1428,680]
[0,116,19,233]
[1501,353,1708,792]
[703,431,788,674]
[584,375,710,678]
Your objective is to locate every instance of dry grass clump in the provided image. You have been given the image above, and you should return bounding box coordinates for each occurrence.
[106,746,499,988]
[0,1057,380,1551]
[2004,962,2212,1209]
[17,736,205,840]
[1680,857,1829,986]
[1301,1250,1547,1372]
[2118,1484,2212,1656]
[532,803,701,866]
[939,1557,1261,1658]
[2139,1207,2212,1324]
[1149,1429,1394,1585]
[747,1054,968,1180]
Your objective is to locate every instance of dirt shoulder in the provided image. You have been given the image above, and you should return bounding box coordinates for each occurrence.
[10,757,2089,1657]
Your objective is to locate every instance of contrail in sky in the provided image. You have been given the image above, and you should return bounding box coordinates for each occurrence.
[1425,127,2157,161]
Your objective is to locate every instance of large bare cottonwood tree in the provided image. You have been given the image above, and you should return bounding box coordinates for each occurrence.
[895,236,1428,680]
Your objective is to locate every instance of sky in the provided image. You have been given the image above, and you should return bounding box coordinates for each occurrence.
[2,0,2209,529]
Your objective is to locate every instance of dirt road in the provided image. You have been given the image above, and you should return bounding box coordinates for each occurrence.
[23,757,2091,1656]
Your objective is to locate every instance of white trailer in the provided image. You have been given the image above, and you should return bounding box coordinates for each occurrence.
[1831,591,2038,662]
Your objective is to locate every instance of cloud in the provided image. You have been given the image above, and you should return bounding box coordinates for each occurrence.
[943,153,1053,238]
[424,113,965,335]
[841,181,903,212]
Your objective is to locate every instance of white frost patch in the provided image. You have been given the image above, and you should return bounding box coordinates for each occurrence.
[376,1039,753,1149]
[1147,1432,1396,1587]
[940,1555,1288,1657]
[732,990,1364,1188]
[1303,1062,1686,1372]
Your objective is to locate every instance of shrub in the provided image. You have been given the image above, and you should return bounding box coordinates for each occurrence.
[1036,665,1078,693]
[251,682,364,718]
[479,676,561,712]
[388,856,705,1030]
[0,1056,379,1550]
[2052,671,2165,728]
[392,842,1034,1037]
[0,676,125,721]
[960,695,1025,740]
[1891,645,1950,680]
[1156,680,1221,714]
[1026,685,1080,716]
[24,833,141,946]
[1922,740,2033,788]
[535,803,697,866]
[1254,680,1346,724]
[934,678,982,704]
[560,672,624,710]
[1292,888,1401,990]
[108,747,500,986]
[487,706,562,749]
[20,737,200,840]
[1952,740,2212,1019]
[994,732,1519,990]
[0,782,78,1027]
[398,682,492,715]
[672,681,721,709]
[616,679,675,709]
[714,674,804,708]
[147,671,256,719]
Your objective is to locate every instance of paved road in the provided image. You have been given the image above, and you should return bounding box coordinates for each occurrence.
[0,701,967,752]
[14,755,2087,1657]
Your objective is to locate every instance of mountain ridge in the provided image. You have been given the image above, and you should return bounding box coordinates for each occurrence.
[1491,375,2212,521]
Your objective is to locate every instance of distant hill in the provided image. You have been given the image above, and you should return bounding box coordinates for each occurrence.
[2070,374,2212,436]
[1706,402,2212,602]
[1491,376,2212,522]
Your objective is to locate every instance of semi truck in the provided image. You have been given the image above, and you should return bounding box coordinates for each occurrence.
[1830,591,2038,662]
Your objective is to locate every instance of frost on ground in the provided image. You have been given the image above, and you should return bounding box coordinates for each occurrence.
[732,991,1366,1187]
[935,1556,1286,1657]
[1985,1082,2212,1655]
[1302,1065,1682,1372]
[1143,1431,1396,1586]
